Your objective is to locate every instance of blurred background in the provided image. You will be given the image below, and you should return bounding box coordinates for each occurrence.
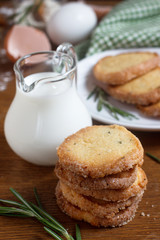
[0,0,122,90]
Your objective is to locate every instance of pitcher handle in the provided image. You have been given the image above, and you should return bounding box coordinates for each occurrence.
[56,42,77,68]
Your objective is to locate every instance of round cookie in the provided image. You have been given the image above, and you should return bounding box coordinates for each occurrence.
[137,100,160,117]
[59,181,144,218]
[55,163,138,190]
[56,183,142,227]
[93,52,159,85]
[57,125,144,178]
[106,68,160,106]
[60,167,147,202]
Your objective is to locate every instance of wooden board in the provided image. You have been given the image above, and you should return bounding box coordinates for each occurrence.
[0,60,160,240]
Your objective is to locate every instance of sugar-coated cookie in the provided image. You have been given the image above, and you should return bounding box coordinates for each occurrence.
[55,163,138,190]
[56,182,142,227]
[59,181,144,218]
[93,52,159,85]
[138,100,160,117]
[57,125,144,178]
[107,68,160,105]
[60,167,147,202]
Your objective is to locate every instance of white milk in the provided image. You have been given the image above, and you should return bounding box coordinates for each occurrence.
[4,72,92,165]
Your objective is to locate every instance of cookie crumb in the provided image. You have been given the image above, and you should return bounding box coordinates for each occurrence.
[140,212,145,216]
[151,204,154,207]
[147,214,150,217]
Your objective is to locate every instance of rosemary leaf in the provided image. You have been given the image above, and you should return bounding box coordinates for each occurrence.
[30,202,67,234]
[70,235,75,240]
[30,203,68,236]
[44,227,64,240]
[76,224,81,240]
[103,101,119,120]
[112,107,138,120]
[0,199,28,209]
[34,187,43,209]
[0,206,34,217]
[17,4,33,24]
[94,90,99,102]
[38,216,64,234]
[97,99,103,111]
[146,152,160,163]
[87,87,138,120]
[0,213,27,217]
[87,87,97,100]
[111,111,119,120]
[10,188,39,217]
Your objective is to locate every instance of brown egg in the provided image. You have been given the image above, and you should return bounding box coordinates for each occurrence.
[4,24,51,62]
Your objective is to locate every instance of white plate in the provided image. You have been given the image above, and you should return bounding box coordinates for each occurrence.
[77,48,160,131]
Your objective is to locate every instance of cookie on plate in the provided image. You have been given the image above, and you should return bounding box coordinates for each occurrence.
[57,125,144,178]
[93,52,159,85]
[138,100,160,117]
[106,68,160,105]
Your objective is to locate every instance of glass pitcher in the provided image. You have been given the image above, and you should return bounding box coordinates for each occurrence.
[4,43,92,166]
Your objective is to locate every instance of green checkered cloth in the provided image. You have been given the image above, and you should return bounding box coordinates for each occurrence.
[76,0,160,59]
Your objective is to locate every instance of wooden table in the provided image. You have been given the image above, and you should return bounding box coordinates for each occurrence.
[0,1,160,240]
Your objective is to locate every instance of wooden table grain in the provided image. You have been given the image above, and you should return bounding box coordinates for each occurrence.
[0,1,160,240]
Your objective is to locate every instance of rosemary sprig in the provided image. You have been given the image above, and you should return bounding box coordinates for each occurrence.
[17,4,33,24]
[87,87,138,120]
[0,188,80,240]
[9,0,44,24]
[146,152,160,163]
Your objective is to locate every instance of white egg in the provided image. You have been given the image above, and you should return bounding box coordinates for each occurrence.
[46,2,97,45]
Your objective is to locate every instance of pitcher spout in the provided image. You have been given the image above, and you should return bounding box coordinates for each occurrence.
[14,44,76,93]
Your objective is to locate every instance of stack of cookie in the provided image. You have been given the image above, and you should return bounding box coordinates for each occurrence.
[93,51,160,117]
[55,125,147,227]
